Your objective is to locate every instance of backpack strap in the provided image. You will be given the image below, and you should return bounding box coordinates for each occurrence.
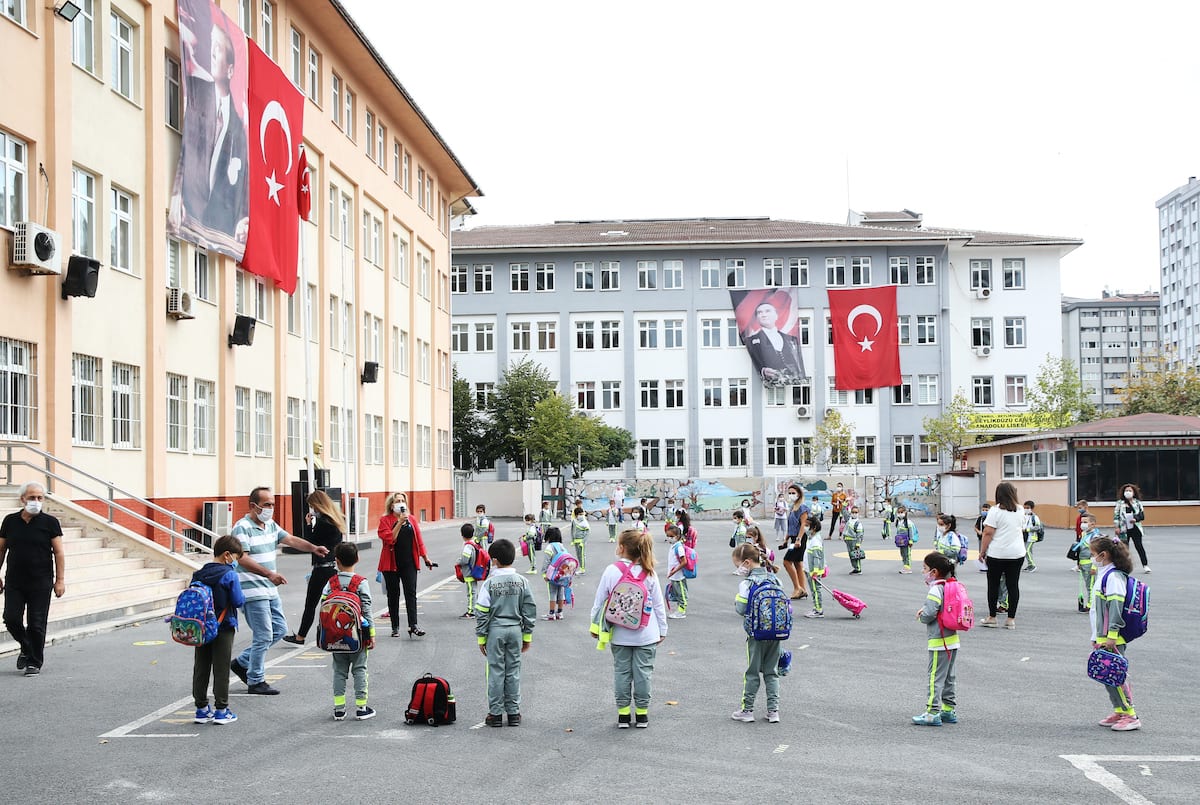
[328,575,343,593]
[346,574,365,594]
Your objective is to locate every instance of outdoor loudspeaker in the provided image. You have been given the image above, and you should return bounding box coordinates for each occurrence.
[61,255,100,299]
[228,314,256,347]
[361,361,379,384]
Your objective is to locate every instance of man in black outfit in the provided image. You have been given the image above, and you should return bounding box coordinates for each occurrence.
[0,482,66,675]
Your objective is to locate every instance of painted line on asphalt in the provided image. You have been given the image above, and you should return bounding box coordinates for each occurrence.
[1060,755,1200,805]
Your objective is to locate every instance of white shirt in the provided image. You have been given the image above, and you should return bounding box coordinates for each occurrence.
[983,507,1026,559]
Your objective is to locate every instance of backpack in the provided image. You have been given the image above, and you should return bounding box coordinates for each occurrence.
[744,577,792,640]
[316,575,366,653]
[681,545,698,580]
[603,562,653,630]
[936,579,975,632]
[474,517,495,544]
[545,545,579,587]
[456,543,491,582]
[168,581,224,646]
[1102,569,1149,642]
[894,522,912,548]
[404,673,457,726]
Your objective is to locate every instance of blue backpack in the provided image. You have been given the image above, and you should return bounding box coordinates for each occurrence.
[1102,569,1149,642]
[744,577,792,641]
[169,581,223,646]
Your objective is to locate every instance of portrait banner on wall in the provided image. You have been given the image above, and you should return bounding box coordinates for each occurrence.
[729,288,807,388]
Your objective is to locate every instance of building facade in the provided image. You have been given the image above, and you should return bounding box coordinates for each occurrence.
[1157,176,1200,368]
[0,0,479,538]
[1062,292,1161,412]
[451,216,1080,481]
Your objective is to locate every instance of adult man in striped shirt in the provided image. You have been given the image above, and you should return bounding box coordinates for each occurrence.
[230,487,329,694]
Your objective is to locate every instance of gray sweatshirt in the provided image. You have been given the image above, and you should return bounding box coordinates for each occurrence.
[475,567,537,644]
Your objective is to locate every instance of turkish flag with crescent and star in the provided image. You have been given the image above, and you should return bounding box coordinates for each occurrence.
[240,40,304,295]
[827,286,901,391]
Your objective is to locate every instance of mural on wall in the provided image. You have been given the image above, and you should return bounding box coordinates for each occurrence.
[867,475,941,517]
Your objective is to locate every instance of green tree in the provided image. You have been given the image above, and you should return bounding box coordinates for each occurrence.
[485,358,558,479]
[451,365,484,472]
[526,396,635,479]
[922,390,982,470]
[594,422,636,472]
[1120,351,1200,416]
[1028,356,1096,428]
[812,408,855,470]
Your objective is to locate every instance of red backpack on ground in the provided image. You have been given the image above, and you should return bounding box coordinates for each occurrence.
[404,673,456,726]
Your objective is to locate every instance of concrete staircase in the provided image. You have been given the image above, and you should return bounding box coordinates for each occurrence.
[0,491,199,656]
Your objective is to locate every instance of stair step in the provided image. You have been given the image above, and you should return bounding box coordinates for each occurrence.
[69,557,147,581]
[41,578,187,621]
[60,536,107,554]
[61,525,85,539]
[65,547,129,564]
[0,605,179,657]
[68,567,167,596]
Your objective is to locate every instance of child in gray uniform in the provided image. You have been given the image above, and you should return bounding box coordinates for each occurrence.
[475,539,537,727]
[913,552,960,726]
[731,543,785,723]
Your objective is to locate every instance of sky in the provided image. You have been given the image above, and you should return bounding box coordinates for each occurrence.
[339,0,1198,298]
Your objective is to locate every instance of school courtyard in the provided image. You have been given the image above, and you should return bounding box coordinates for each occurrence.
[2,516,1195,804]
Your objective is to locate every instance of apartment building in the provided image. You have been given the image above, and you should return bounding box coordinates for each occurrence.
[1157,176,1200,368]
[1062,292,1161,411]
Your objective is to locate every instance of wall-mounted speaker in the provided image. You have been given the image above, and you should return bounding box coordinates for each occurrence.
[228,314,256,347]
[361,361,379,384]
[61,255,100,299]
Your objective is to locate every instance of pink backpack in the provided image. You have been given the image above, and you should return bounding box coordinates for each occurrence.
[937,579,974,632]
[604,562,653,630]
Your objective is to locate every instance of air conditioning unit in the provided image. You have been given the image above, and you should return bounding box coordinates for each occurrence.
[166,287,195,320]
[202,500,233,537]
[10,222,63,274]
[795,405,811,419]
[346,496,369,535]
[973,345,992,357]
[973,287,992,300]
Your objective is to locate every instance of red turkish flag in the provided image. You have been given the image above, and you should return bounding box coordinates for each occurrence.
[240,41,304,295]
[297,147,311,221]
[827,286,901,391]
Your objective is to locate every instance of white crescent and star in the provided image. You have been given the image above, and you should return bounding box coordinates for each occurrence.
[846,304,883,352]
[259,100,294,206]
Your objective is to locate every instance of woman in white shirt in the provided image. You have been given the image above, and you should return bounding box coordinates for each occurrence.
[979,482,1026,629]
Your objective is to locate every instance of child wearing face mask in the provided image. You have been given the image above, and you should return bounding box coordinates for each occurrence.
[521,514,540,574]
[729,509,749,549]
[570,507,591,575]
[731,543,786,724]
[842,506,865,574]
[1071,513,1101,612]
[190,536,246,725]
[629,505,649,537]
[1022,501,1043,572]
[1089,536,1140,731]
[912,552,960,727]
[894,506,919,574]
[803,520,826,618]
[934,513,967,567]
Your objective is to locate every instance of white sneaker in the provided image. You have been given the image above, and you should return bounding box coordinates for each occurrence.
[667,612,686,619]
[730,709,755,722]
[767,710,780,723]
[1143,566,1151,573]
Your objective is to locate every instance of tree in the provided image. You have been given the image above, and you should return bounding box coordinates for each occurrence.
[812,408,855,471]
[451,365,483,472]
[1028,356,1096,428]
[594,422,636,472]
[485,359,558,479]
[526,396,636,479]
[1120,351,1200,416]
[922,390,982,470]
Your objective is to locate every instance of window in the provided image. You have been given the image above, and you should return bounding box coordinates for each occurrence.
[473,383,494,409]
[234,386,251,455]
[397,420,410,466]
[576,381,596,411]
[110,362,140,448]
[110,12,133,99]
[893,375,913,405]
[574,321,595,350]
[0,132,28,229]
[640,439,661,469]
[402,150,411,194]
[854,388,874,405]
[375,121,385,169]
[437,427,450,469]
[537,321,557,350]
[725,258,746,288]
[238,0,253,32]
[193,249,212,301]
[329,407,341,461]
[792,437,813,466]
[764,258,783,286]
[663,259,683,289]
[704,438,724,468]
[662,379,683,409]
[472,263,492,293]
[511,323,531,352]
[767,437,788,466]
[826,257,846,286]
[418,254,431,299]
[73,1,96,71]
[254,391,272,456]
[827,378,848,406]
[728,318,742,346]
[164,54,182,130]
[392,140,401,183]
[600,261,620,290]
[166,373,188,451]
[728,378,748,407]
[850,256,871,285]
[601,381,621,410]
[894,435,914,465]
[71,354,103,446]
[307,46,320,103]
[574,261,594,290]
[665,438,684,468]
[451,323,469,353]
[703,378,722,407]
[701,318,721,348]
[0,0,24,25]
[915,256,936,285]
[971,317,992,348]
[472,323,492,353]
[897,315,911,345]
[259,1,274,57]
[766,386,787,406]
[418,340,431,383]
[72,167,96,258]
[916,315,937,345]
[889,256,909,285]
[285,397,301,458]
[856,436,876,465]
[450,264,468,294]
[1002,258,1025,289]
[346,408,358,462]
[640,380,660,409]
[510,262,529,292]
[638,320,658,349]
[663,319,683,349]
[365,111,375,159]
[791,383,812,406]
[343,88,355,139]
[290,27,303,87]
[972,376,994,406]
[366,415,384,464]
[109,188,133,273]
[917,374,938,405]
[970,259,992,291]
[424,175,433,217]
[637,260,658,290]
[919,437,939,465]
[729,438,748,467]
[700,259,721,288]
[532,262,556,292]
[165,237,182,289]
[1004,317,1026,347]
[789,257,809,286]
[1005,375,1027,406]
[600,320,620,350]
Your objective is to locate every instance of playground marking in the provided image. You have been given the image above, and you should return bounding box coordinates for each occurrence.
[1060,755,1200,805]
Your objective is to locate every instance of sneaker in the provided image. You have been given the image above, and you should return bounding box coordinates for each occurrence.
[544,613,557,621]
[1111,716,1142,731]
[246,682,280,695]
[1078,602,1087,613]
[767,710,780,723]
[1098,712,1124,727]
[355,706,377,721]
[507,713,522,726]
[777,651,793,677]
[899,567,912,574]
[555,612,564,621]
[803,610,824,619]
[212,708,237,725]
[617,712,631,729]
[333,708,346,721]
[667,612,686,619]
[980,618,999,628]
[850,569,862,575]
[526,568,538,574]
[940,709,958,724]
[731,709,755,722]
[193,706,214,724]
[1143,566,1151,573]
[634,712,648,728]
[23,665,40,676]
[281,634,305,645]
[230,659,249,684]
[577,569,587,576]
[459,611,475,619]
[997,604,1008,613]
[912,711,943,726]
[1024,566,1037,573]
[485,713,504,727]
[15,655,27,670]
[391,629,401,638]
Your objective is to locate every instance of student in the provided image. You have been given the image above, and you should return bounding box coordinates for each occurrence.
[746,525,777,573]
[1072,513,1101,612]
[912,552,960,727]
[773,496,788,541]
[606,499,620,543]
[831,482,848,531]
[590,529,668,728]
[570,506,591,575]
[842,506,865,574]
[1075,500,1088,541]
[474,504,495,546]
[730,509,749,548]
[1089,535,1140,731]
[323,542,376,721]
[779,484,810,600]
[973,502,991,565]
[677,509,698,550]
[519,514,540,575]
[894,505,919,574]
[539,500,554,537]
[881,497,897,542]
[662,508,679,539]
[540,526,569,621]
[191,535,246,725]
[665,525,688,620]
[934,513,967,567]
[731,543,785,724]
[803,518,826,618]
[1022,500,1043,572]
[457,524,481,619]
[475,539,537,727]
[629,505,649,537]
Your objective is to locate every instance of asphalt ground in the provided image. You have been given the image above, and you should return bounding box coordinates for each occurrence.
[1,516,1196,804]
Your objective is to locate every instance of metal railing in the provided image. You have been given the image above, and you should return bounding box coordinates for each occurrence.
[0,441,217,555]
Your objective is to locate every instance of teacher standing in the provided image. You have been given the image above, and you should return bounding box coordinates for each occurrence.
[282,490,344,645]
[978,482,1025,630]
[377,493,433,638]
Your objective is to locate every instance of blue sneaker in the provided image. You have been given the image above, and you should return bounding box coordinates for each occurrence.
[193,706,214,724]
[212,708,238,725]
[940,709,958,724]
[912,711,942,726]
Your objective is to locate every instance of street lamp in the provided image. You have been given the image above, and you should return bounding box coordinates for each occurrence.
[54,2,82,21]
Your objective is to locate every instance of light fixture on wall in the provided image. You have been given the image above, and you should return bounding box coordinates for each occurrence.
[54,2,83,21]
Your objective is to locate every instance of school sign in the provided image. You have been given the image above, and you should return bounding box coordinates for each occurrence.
[968,412,1057,432]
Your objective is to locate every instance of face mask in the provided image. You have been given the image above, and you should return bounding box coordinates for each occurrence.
[230,558,240,571]
[257,507,274,525]
[308,508,316,519]
[393,504,406,515]
[632,513,641,520]
[922,570,936,586]
[24,500,42,515]
[787,494,798,503]
[1124,490,1134,500]
[936,525,946,534]
[735,564,751,577]
[1023,510,1032,516]
[1077,508,1086,513]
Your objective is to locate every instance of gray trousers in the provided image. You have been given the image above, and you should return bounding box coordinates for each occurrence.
[742,638,783,712]
[485,623,524,715]
[1104,643,1135,714]
[925,648,957,712]
[332,649,369,708]
[611,643,657,712]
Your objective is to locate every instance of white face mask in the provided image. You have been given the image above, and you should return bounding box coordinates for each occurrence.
[936,525,946,534]
[1124,490,1134,500]
[257,507,274,525]
[24,499,42,515]
[734,564,751,577]
[787,494,798,503]
[393,504,406,515]
[632,513,641,520]
[1023,509,1032,516]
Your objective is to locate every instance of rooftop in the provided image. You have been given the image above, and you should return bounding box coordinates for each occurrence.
[977,413,1200,449]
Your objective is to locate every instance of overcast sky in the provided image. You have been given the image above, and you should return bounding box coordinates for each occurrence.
[340,0,1197,298]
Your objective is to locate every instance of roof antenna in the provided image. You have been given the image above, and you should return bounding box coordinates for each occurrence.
[845,156,852,219]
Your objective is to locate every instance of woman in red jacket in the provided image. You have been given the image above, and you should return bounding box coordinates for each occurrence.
[378,492,433,637]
